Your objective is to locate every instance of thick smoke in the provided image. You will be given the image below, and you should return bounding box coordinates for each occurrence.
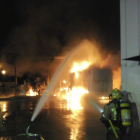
[1,0,120,80]
[59,40,121,89]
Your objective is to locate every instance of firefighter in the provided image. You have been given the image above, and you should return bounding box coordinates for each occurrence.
[100,88,131,140]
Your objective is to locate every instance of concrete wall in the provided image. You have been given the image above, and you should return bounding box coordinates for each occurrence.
[120,0,140,125]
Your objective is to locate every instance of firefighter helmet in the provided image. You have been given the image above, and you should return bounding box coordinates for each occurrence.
[109,88,122,100]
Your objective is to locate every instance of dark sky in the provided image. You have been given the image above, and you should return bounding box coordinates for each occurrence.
[0,0,120,78]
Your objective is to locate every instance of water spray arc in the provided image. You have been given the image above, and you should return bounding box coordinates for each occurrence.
[89,99,103,113]
[31,47,79,122]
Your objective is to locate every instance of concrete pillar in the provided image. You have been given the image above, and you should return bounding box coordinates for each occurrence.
[120,0,140,127]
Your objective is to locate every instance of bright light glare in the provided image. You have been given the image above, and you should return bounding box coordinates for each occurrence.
[1,102,7,112]
[102,96,105,100]
[1,70,6,75]
[63,80,66,83]
[99,96,109,100]
[99,109,103,113]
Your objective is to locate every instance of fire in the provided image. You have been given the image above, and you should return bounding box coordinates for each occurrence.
[2,102,7,112]
[100,54,121,90]
[70,61,91,78]
[113,66,121,89]
[66,86,89,110]
[60,61,90,110]
[26,89,38,96]
[57,81,89,110]
[57,41,120,110]
[57,61,91,110]
[101,96,105,100]
[63,80,67,83]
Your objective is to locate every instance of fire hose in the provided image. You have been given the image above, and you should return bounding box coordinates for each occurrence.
[108,119,120,140]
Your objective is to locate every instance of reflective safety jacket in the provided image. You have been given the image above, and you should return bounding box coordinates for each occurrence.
[101,99,131,134]
[103,100,119,121]
[100,101,120,134]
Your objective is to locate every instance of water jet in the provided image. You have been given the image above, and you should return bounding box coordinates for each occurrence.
[31,46,79,121]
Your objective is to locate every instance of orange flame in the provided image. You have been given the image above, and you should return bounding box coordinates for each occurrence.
[70,61,91,78]
[100,54,121,90]
[66,86,89,110]
[26,89,38,96]
[113,67,121,89]
[58,40,120,110]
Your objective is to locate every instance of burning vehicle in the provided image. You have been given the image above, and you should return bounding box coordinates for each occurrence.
[54,60,113,110]
[80,67,112,100]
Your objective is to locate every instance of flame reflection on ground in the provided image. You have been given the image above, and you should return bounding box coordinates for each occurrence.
[66,86,89,110]
[57,86,89,111]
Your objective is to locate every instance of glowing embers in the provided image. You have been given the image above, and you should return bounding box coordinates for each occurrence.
[26,89,38,96]
[66,86,89,110]
[70,61,91,78]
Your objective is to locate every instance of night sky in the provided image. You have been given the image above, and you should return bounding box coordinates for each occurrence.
[0,0,120,78]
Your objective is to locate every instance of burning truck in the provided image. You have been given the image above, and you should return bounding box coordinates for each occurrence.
[68,67,112,99]
[55,61,112,110]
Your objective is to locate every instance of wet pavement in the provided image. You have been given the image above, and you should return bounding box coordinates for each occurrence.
[0,96,108,140]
